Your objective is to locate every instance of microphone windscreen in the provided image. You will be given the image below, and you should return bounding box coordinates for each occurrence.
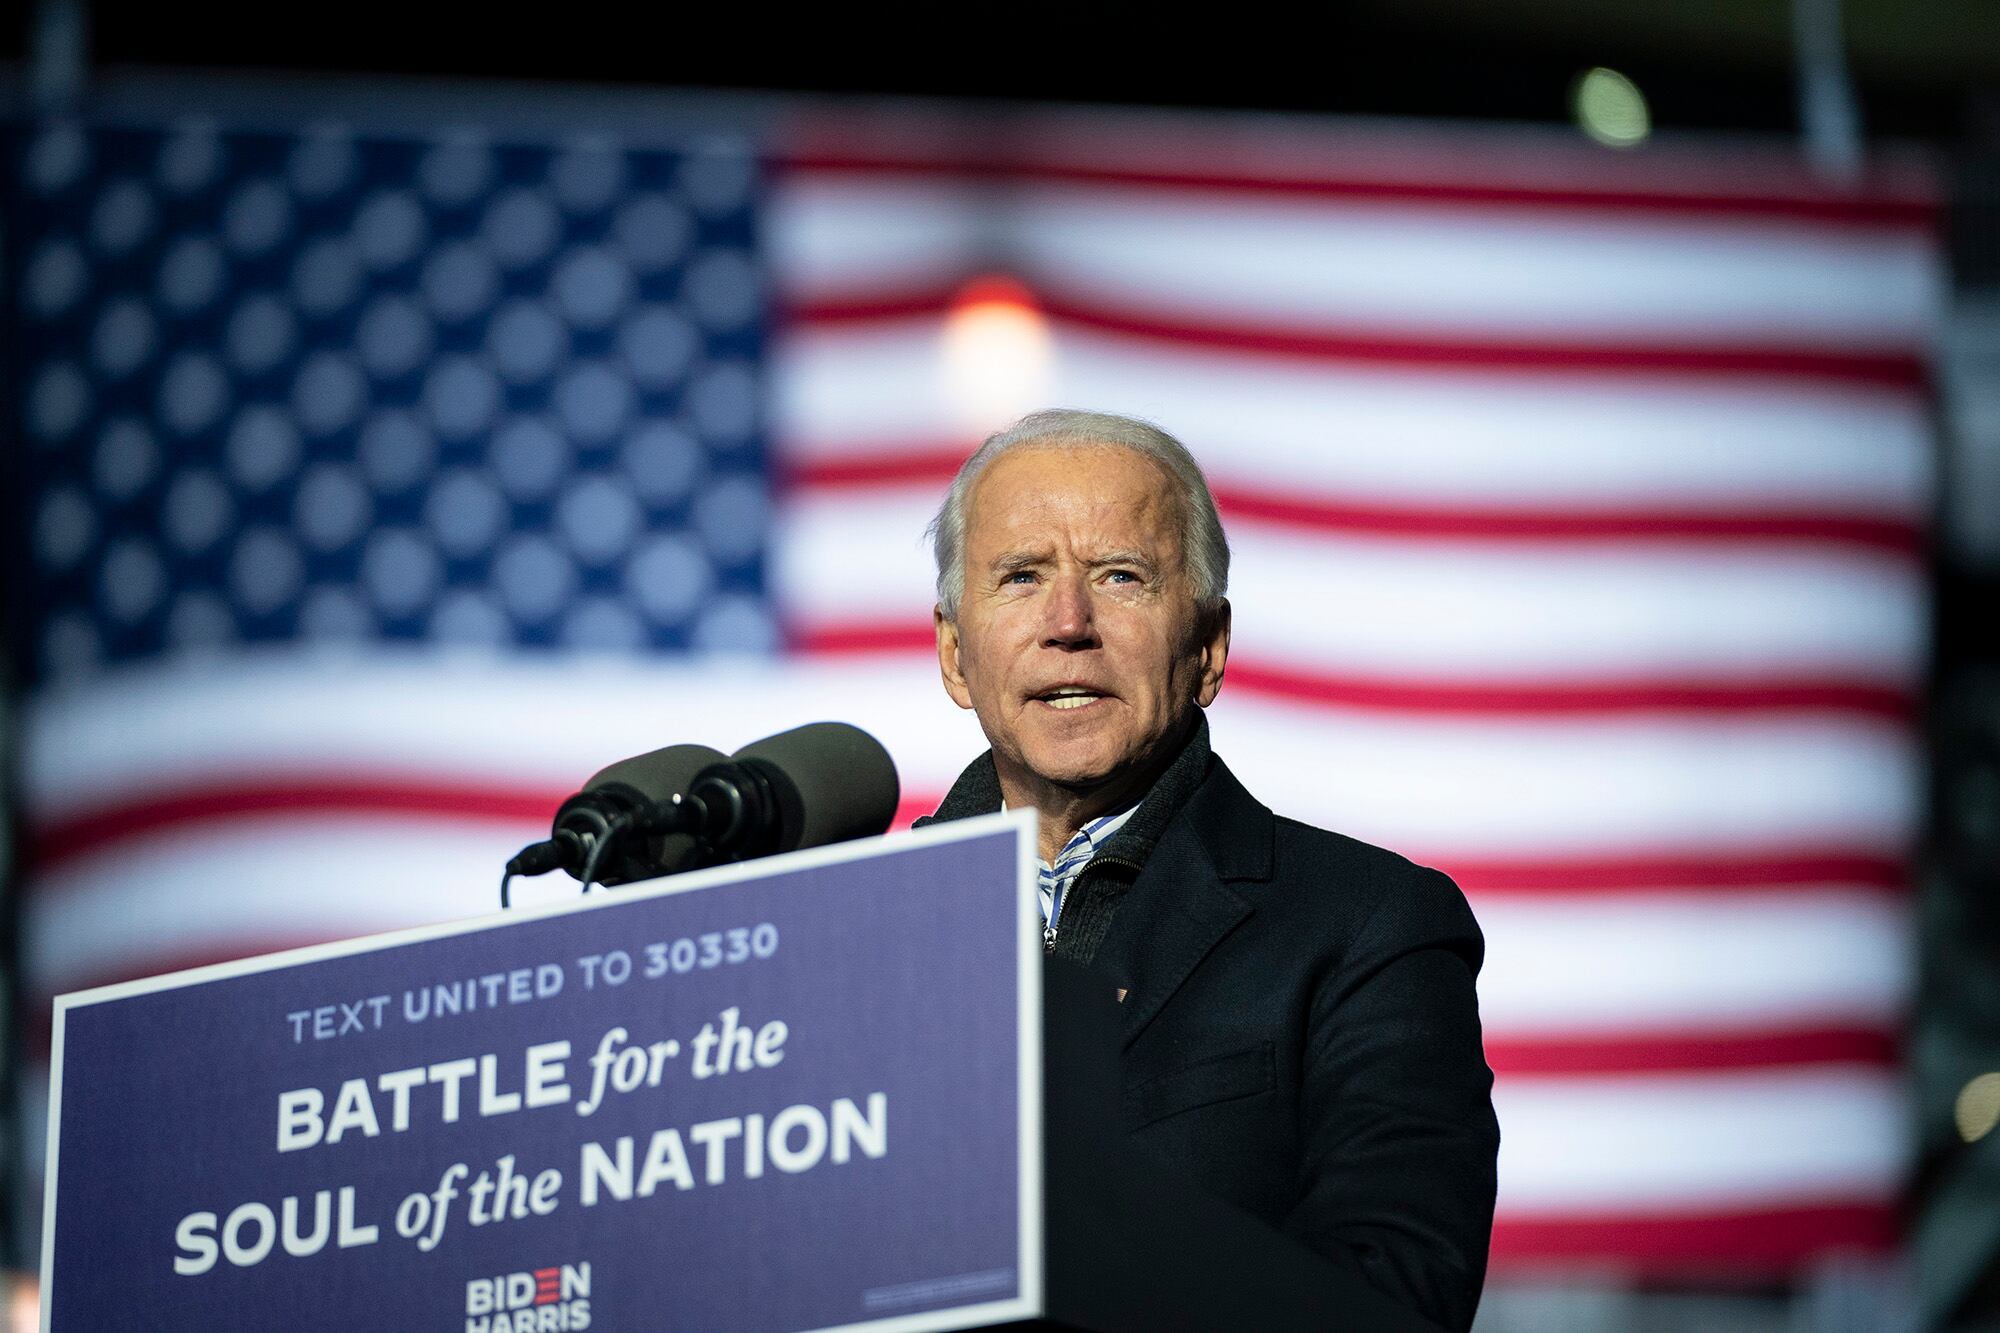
[585,743,728,800]
[582,742,728,881]
[732,722,901,852]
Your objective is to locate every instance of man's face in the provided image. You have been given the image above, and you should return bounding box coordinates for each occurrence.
[935,443,1229,806]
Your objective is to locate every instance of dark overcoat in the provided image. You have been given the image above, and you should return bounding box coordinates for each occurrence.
[916,721,1500,1333]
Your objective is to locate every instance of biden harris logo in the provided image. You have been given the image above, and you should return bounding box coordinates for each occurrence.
[465,1260,590,1331]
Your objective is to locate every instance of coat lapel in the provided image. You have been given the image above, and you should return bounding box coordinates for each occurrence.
[1103,760,1274,1050]
[915,730,1278,1054]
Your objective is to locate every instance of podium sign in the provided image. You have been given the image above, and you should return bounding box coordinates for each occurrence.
[43,813,1042,1332]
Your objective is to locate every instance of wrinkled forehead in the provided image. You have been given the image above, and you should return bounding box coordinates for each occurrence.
[963,442,1184,556]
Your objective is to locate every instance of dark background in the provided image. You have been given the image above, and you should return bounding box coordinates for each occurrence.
[17,2,1997,142]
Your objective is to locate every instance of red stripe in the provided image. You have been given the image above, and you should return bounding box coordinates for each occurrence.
[780,448,1922,557]
[1226,662,1913,722]
[1489,1203,1897,1272]
[788,626,1915,722]
[766,623,923,655]
[24,778,940,876]
[21,777,1906,896]
[28,940,1897,1080]
[1486,1026,1899,1077]
[1053,295,1930,388]
[777,150,1938,230]
[1439,850,1906,896]
[892,788,1903,896]
[788,289,1927,389]
[786,291,962,325]
[889,801,1905,897]
[1212,490,1921,555]
[31,938,1897,1078]
[889,796,933,833]
[779,448,971,490]
[25,778,559,873]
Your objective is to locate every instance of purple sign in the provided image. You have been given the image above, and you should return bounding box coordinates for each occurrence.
[43,813,1042,1332]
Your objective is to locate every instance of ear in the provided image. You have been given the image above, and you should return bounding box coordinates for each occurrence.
[936,605,974,710]
[1194,598,1230,708]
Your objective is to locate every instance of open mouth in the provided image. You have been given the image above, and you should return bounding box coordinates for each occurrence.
[1036,687,1106,711]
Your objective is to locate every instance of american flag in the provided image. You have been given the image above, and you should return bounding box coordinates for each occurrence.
[6,99,1939,1277]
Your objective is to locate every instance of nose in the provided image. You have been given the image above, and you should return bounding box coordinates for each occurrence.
[1041,570,1098,649]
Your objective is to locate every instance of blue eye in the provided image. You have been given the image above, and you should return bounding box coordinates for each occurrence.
[1106,570,1138,584]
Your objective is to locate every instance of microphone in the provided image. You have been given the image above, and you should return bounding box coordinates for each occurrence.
[679,722,901,864]
[506,742,727,885]
[503,723,899,894]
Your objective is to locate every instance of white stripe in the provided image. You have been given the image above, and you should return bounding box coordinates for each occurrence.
[777,323,962,447]
[1299,701,1863,858]
[1204,689,1916,857]
[1493,1066,1905,1213]
[21,652,984,813]
[1017,186,1942,346]
[1475,891,1908,1034]
[775,177,1942,346]
[775,489,1926,683]
[25,657,1916,861]
[775,324,1933,514]
[770,177,989,300]
[27,819,527,998]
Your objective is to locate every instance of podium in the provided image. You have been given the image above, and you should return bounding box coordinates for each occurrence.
[42,812,1436,1332]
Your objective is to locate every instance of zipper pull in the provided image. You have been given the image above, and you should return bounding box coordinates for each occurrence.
[1043,923,1058,952]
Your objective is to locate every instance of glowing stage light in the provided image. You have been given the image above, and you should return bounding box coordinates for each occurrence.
[1956,1072,2000,1143]
[941,275,1054,435]
[1573,67,1652,149]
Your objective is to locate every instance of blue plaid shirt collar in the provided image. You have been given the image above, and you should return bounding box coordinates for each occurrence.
[1024,804,1141,931]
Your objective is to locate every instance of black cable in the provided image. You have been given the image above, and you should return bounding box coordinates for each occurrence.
[500,868,517,911]
[576,816,623,894]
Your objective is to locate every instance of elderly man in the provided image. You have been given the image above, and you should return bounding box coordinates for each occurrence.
[914,410,1499,1332]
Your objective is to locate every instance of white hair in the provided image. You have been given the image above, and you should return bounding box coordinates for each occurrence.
[926,409,1230,620]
